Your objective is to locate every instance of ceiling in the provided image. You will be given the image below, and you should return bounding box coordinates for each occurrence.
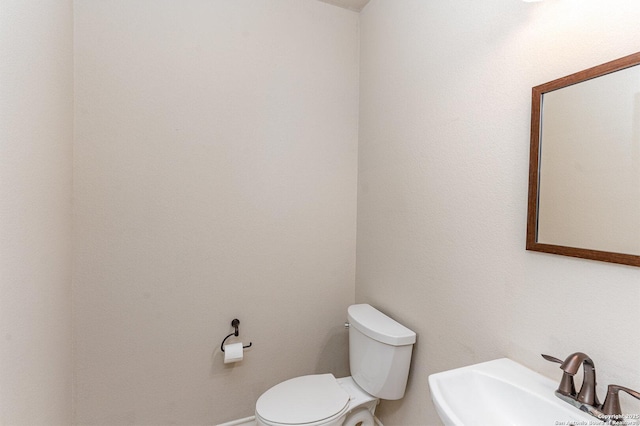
[316,0,370,12]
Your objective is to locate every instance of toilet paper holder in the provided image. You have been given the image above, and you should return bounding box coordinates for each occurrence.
[220,318,252,352]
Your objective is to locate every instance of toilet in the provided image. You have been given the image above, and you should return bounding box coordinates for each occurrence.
[255,304,416,426]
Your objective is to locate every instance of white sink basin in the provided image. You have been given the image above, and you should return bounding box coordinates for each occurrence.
[428,358,594,426]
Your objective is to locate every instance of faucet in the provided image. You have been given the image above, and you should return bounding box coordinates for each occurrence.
[543,353,640,423]
[559,352,600,407]
[542,352,600,406]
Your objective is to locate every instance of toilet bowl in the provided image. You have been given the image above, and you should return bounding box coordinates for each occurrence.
[255,304,416,426]
[255,375,376,426]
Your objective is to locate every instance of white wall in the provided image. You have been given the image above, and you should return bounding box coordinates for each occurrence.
[0,1,74,424]
[8,2,640,424]
[357,0,640,424]
[73,1,359,423]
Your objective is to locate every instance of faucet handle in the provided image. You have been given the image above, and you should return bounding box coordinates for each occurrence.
[542,354,563,364]
[601,384,640,416]
[542,354,576,396]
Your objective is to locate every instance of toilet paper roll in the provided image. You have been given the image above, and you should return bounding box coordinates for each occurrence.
[223,342,244,364]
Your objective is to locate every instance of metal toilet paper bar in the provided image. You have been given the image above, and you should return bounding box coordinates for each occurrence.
[220,318,253,352]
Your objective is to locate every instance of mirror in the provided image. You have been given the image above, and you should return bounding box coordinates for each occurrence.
[527,52,640,267]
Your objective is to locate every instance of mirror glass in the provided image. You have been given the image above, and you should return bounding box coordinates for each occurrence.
[527,52,640,267]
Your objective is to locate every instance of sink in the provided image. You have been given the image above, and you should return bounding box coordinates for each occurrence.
[428,358,594,426]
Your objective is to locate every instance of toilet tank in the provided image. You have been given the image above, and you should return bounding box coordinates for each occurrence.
[347,304,416,400]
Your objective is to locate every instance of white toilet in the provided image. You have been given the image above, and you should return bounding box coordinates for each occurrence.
[255,304,416,426]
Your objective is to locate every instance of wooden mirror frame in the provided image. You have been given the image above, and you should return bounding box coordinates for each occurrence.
[526,52,640,267]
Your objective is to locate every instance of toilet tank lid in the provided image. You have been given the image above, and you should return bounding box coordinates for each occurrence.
[348,304,416,346]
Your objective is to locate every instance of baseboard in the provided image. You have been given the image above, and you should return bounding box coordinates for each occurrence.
[216,416,255,426]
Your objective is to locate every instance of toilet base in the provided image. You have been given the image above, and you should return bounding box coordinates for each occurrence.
[342,408,375,426]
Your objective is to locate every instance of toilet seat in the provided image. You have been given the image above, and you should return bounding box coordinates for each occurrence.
[255,374,350,425]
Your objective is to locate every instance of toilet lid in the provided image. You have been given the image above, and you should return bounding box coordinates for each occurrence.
[256,374,350,424]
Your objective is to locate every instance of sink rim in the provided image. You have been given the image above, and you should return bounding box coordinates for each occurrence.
[428,357,594,426]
